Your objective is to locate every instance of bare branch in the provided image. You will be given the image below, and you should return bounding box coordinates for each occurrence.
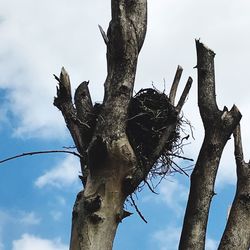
[54,68,85,154]
[233,124,244,166]
[144,179,159,194]
[196,39,218,125]
[179,40,242,250]
[0,150,82,164]
[74,81,94,139]
[218,124,250,249]
[176,77,193,112]
[170,159,189,177]
[169,65,183,105]
[130,195,148,223]
[167,153,194,162]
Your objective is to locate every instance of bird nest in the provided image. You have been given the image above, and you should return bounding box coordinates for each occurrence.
[126,88,184,177]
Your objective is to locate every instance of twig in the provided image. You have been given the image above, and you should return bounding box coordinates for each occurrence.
[63,146,77,149]
[167,153,194,161]
[144,179,159,194]
[130,195,148,223]
[170,159,189,177]
[126,112,147,121]
[0,150,83,164]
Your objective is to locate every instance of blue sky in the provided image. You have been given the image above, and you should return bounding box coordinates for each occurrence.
[0,0,250,249]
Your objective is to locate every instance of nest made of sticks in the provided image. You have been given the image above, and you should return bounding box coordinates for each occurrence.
[126,88,184,177]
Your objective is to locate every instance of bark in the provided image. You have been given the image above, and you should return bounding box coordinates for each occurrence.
[54,1,193,248]
[218,125,250,250]
[179,40,242,250]
[55,1,147,249]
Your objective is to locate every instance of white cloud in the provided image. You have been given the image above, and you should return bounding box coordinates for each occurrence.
[50,211,63,222]
[206,237,218,250]
[159,178,188,215]
[0,210,41,250]
[12,234,67,250]
[35,155,80,188]
[153,226,218,250]
[55,196,66,206]
[0,0,110,139]
[0,0,250,173]
[0,210,11,245]
[153,226,181,250]
[19,212,41,226]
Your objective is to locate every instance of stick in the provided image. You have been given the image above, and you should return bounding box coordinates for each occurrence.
[0,150,82,164]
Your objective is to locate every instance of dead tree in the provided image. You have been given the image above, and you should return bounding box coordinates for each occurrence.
[54,1,191,249]
[52,1,249,250]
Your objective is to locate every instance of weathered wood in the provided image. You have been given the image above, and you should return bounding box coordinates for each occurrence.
[68,1,147,249]
[54,67,86,154]
[74,81,94,150]
[218,125,250,250]
[179,40,242,250]
[169,65,183,105]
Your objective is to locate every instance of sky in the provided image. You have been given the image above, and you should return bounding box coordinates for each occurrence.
[0,0,250,249]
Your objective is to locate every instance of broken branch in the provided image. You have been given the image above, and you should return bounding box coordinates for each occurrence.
[169,65,183,105]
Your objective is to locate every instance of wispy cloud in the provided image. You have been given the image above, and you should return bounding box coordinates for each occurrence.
[0,211,7,250]
[158,178,188,215]
[0,209,42,250]
[153,226,218,250]
[19,211,41,225]
[206,237,218,250]
[50,211,63,222]
[12,234,67,250]
[153,226,181,250]
[34,155,80,188]
[0,0,109,140]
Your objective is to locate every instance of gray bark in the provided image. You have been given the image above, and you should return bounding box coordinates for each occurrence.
[218,125,250,250]
[54,1,193,248]
[55,1,147,249]
[179,40,242,250]
[53,2,248,250]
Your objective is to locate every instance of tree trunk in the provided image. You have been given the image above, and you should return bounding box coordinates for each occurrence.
[54,1,147,249]
[53,1,194,248]
[179,40,242,250]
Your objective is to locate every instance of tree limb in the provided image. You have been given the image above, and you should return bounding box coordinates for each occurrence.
[169,65,183,105]
[54,67,85,154]
[176,77,192,112]
[179,40,242,250]
[0,150,82,164]
[74,81,95,149]
[218,124,250,250]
